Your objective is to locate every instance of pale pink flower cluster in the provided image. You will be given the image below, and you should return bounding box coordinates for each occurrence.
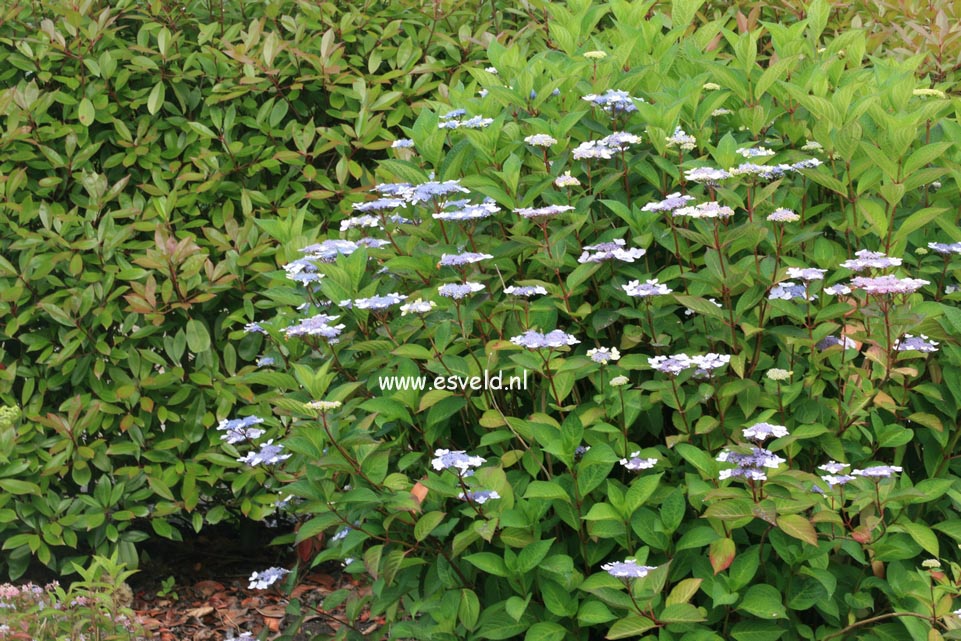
[850,275,929,295]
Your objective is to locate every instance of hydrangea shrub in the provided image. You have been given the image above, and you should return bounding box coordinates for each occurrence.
[226,2,961,640]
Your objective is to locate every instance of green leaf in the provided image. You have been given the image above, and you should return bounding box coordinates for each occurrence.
[578,599,616,625]
[78,98,95,126]
[660,489,686,533]
[185,319,211,353]
[0,479,40,495]
[525,621,566,641]
[147,475,175,501]
[677,526,720,550]
[776,514,818,546]
[459,589,481,631]
[676,443,717,479]
[941,303,961,337]
[2,533,38,551]
[523,481,572,503]
[737,584,787,619]
[478,611,531,641]
[659,603,706,623]
[893,207,948,247]
[806,0,829,40]
[703,499,755,521]
[671,0,706,29]
[666,578,703,606]
[904,142,952,175]
[505,594,531,621]
[899,521,940,557]
[187,121,218,139]
[607,615,657,639]
[465,552,509,577]
[756,58,792,99]
[517,538,554,574]
[860,142,898,180]
[674,295,725,320]
[578,460,615,495]
[540,579,577,617]
[584,502,621,521]
[731,621,786,641]
[147,81,165,115]
[935,520,961,542]
[414,511,445,542]
[624,472,663,514]
[393,343,434,361]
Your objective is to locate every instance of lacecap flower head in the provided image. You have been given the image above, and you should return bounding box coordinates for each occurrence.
[249,567,289,590]
[510,329,580,349]
[649,354,693,375]
[602,560,656,578]
[432,449,485,475]
[742,422,789,442]
[587,347,620,364]
[619,452,658,471]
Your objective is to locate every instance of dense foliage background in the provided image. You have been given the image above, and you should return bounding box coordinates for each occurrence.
[5,0,961,640]
[0,0,524,578]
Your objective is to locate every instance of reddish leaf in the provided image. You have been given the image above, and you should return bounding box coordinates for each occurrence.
[411,480,429,506]
[709,537,736,575]
[193,580,224,597]
[851,527,872,543]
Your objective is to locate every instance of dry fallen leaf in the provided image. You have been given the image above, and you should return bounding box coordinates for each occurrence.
[185,605,214,619]
[306,572,336,589]
[256,604,287,618]
[193,580,225,597]
[291,584,314,599]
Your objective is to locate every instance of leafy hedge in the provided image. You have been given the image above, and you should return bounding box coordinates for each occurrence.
[0,0,530,578]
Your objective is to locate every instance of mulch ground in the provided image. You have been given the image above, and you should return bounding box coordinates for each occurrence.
[132,571,351,640]
[4,522,379,640]
[127,523,373,641]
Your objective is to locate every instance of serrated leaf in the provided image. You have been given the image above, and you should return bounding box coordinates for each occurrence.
[606,615,657,639]
[737,584,787,619]
[710,537,735,574]
[904,142,952,175]
[525,621,566,641]
[731,620,786,641]
[523,481,571,503]
[901,521,940,557]
[893,207,948,247]
[459,589,480,631]
[777,514,818,546]
[674,295,725,319]
[671,0,706,29]
[465,552,509,577]
[414,511,445,542]
[517,538,554,574]
[676,443,717,478]
[666,578,703,605]
[806,0,829,39]
[659,603,706,623]
[703,499,754,521]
